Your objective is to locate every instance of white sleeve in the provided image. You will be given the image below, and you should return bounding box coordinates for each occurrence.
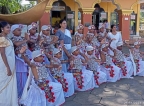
[107,32,111,38]
[118,32,123,42]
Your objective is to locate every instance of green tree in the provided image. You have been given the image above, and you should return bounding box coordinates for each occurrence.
[0,0,22,14]
[0,0,36,14]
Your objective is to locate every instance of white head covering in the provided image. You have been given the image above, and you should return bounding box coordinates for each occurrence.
[86,46,94,52]
[11,24,23,32]
[32,50,42,59]
[99,23,105,29]
[28,22,37,31]
[116,42,123,47]
[88,25,95,30]
[41,25,52,31]
[40,25,52,36]
[53,48,60,55]
[134,41,140,46]
[76,24,84,30]
[71,46,78,53]
[101,43,109,50]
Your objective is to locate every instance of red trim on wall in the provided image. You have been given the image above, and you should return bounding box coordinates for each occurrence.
[81,14,92,35]
[40,12,50,28]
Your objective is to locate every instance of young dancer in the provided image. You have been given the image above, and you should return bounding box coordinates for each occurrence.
[27,22,41,51]
[69,46,96,91]
[50,48,74,97]
[100,43,121,82]
[21,50,65,106]
[87,25,98,46]
[111,42,134,78]
[11,24,30,98]
[85,46,107,85]
[126,41,144,76]
[40,25,58,55]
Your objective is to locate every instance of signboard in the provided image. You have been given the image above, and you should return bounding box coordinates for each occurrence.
[51,6,65,11]
[100,13,107,19]
[131,15,136,20]
[139,0,144,3]
[125,17,128,20]
[67,14,74,19]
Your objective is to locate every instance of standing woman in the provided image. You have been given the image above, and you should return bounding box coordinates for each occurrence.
[55,19,72,72]
[0,22,18,106]
[107,25,123,55]
[108,25,123,49]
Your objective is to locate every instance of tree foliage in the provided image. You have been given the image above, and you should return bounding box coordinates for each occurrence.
[0,0,36,14]
[0,0,22,14]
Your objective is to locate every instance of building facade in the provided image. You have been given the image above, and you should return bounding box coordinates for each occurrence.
[39,0,141,40]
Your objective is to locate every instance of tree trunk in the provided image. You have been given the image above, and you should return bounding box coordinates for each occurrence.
[1,6,9,14]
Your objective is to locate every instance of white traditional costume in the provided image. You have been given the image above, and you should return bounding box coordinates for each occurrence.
[74,24,86,53]
[85,46,107,85]
[87,25,99,46]
[27,23,40,51]
[69,46,96,91]
[50,48,74,97]
[20,50,65,106]
[11,25,30,98]
[130,41,144,76]
[40,25,55,55]
[113,42,134,78]
[101,44,121,82]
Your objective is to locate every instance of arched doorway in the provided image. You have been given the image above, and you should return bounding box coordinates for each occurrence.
[51,0,75,35]
[92,3,107,30]
[51,1,66,28]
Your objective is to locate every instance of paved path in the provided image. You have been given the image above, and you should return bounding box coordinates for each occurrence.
[64,76,144,106]
[64,46,144,106]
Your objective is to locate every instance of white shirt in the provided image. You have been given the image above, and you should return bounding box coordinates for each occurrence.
[108,32,122,49]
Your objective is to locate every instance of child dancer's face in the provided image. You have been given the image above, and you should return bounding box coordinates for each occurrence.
[78,29,83,34]
[88,37,93,43]
[15,50,19,55]
[87,50,94,55]
[117,46,122,50]
[102,46,108,52]
[134,45,140,49]
[89,29,95,33]
[97,36,102,42]
[99,27,104,32]
[72,49,80,56]
[42,29,50,36]
[34,55,44,62]
[29,28,36,35]
[54,51,62,59]
[13,28,21,36]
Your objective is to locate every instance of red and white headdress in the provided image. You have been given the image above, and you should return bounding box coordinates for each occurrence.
[11,24,23,32]
[76,24,84,30]
[88,25,95,30]
[41,25,52,31]
[28,22,38,31]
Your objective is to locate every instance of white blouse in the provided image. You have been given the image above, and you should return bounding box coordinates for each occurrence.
[108,32,122,49]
